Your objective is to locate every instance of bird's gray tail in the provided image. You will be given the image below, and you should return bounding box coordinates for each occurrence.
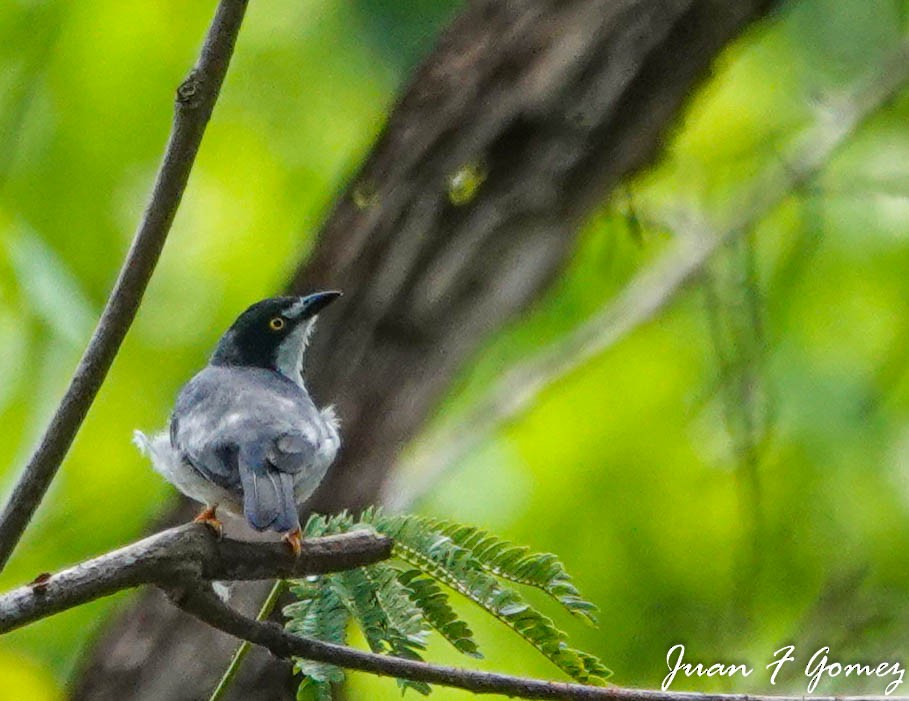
[238,447,299,533]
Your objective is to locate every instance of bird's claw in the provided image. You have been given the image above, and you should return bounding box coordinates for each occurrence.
[283,528,303,557]
[193,505,223,540]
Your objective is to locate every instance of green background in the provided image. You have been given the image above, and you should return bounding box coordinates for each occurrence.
[1,1,909,698]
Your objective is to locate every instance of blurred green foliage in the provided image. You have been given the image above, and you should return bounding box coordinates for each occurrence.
[1,1,909,700]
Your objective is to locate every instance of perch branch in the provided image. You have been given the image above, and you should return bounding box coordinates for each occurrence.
[385,40,909,511]
[0,0,250,571]
[0,525,391,634]
[0,519,902,700]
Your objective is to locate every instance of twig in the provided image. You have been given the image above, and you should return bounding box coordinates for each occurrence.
[171,583,905,701]
[0,525,391,634]
[383,41,909,512]
[208,579,288,701]
[0,0,250,572]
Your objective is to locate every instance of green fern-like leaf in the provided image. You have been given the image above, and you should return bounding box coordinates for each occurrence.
[368,564,435,696]
[331,566,432,695]
[303,511,358,538]
[396,568,481,658]
[365,564,430,651]
[359,510,611,685]
[432,520,599,625]
[284,576,349,701]
[289,510,610,697]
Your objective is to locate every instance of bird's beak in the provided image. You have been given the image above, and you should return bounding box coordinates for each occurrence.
[292,290,342,319]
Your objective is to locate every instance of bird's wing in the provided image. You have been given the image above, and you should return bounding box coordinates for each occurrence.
[267,429,318,473]
[170,412,242,493]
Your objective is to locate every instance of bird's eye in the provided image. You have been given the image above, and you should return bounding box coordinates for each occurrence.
[269,317,286,331]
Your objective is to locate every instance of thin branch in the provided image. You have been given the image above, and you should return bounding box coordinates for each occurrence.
[0,0,250,572]
[384,41,909,512]
[172,583,903,701]
[209,579,288,701]
[0,525,391,634]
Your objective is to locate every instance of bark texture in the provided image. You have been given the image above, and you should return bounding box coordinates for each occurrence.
[70,1,779,699]
[0,527,391,634]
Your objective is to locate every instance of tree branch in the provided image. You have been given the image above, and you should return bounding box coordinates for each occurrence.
[0,519,902,701]
[385,39,909,511]
[0,0,250,572]
[172,584,903,701]
[0,525,391,634]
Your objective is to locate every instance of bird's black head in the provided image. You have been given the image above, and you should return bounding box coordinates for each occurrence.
[210,292,341,381]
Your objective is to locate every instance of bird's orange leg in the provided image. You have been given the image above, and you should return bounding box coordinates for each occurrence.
[193,504,223,539]
[283,527,303,557]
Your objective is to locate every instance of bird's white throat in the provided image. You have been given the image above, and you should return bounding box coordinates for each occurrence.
[275,318,316,387]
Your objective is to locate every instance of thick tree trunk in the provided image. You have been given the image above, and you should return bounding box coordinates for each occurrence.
[70,1,778,699]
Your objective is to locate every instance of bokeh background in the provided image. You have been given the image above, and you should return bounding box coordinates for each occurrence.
[2,0,909,698]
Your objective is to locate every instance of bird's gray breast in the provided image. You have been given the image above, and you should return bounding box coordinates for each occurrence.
[170,366,334,498]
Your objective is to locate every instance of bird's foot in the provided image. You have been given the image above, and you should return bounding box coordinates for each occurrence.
[193,505,223,539]
[283,528,303,557]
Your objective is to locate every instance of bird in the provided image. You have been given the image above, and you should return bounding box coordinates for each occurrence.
[134,291,342,555]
